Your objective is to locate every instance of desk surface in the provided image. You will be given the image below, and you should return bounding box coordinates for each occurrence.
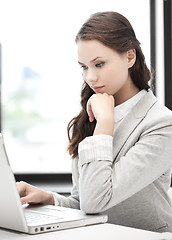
[0,223,172,240]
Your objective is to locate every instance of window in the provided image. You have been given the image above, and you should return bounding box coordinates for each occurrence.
[0,0,150,174]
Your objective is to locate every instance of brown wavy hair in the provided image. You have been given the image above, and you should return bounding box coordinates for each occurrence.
[67,11,151,159]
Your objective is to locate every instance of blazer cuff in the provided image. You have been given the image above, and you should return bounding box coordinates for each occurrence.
[78,134,113,166]
[48,191,61,206]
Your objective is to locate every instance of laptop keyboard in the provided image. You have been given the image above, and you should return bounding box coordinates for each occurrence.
[25,211,62,225]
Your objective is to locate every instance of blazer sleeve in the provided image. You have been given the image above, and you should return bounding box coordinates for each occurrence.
[52,158,80,209]
[78,117,172,214]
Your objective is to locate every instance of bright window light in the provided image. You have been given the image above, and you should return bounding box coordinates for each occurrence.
[0,0,150,173]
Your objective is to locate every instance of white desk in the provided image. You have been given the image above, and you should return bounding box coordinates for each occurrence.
[0,223,172,240]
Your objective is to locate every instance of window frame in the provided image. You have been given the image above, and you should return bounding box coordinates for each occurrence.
[164,0,172,110]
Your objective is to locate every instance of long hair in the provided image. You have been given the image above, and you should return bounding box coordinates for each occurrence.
[67,11,151,159]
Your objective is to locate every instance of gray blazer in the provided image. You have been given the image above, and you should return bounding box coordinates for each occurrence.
[54,90,172,232]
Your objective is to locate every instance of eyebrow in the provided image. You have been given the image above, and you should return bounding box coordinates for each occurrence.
[78,56,103,65]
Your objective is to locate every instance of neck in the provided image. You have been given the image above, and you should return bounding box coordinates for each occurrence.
[114,78,140,106]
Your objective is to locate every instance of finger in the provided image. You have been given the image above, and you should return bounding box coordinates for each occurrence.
[86,100,94,122]
[16,181,27,197]
[21,195,36,205]
[21,196,30,205]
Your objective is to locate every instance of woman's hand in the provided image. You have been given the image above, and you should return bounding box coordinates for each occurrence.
[87,93,115,136]
[16,181,54,205]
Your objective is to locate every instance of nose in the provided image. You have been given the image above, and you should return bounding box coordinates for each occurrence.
[85,69,98,86]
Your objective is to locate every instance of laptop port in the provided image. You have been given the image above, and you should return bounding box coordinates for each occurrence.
[35,228,39,232]
[40,227,44,231]
[46,226,51,230]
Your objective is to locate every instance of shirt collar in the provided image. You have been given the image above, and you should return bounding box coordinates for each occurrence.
[114,89,147,123]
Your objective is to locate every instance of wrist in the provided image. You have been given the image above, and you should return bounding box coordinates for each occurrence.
[43,191,55,205]
[93,117,114,136]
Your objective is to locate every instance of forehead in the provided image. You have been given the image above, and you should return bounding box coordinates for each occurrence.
[77,40,117,63]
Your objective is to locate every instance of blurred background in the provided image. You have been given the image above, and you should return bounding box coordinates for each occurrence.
[0,0,171,181]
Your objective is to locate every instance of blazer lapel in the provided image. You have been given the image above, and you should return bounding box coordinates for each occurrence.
[113,90,158,160]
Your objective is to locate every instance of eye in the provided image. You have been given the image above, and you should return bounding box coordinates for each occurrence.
[95,62,104,68]
[80,65,88,70]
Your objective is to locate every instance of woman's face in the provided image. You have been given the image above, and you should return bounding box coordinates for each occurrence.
[77,40,137,104]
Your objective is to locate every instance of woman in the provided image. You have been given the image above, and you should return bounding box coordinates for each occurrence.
[17,12,172,232]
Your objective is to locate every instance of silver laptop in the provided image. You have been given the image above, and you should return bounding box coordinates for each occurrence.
[0,134,108,234]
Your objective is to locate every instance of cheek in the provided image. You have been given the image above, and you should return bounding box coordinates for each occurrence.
[108,65,127,83]
[105,65,128,92]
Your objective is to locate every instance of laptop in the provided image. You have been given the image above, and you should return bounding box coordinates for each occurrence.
[0,134,108,234]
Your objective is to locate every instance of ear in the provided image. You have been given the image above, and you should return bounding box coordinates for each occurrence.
[127,49,136,69]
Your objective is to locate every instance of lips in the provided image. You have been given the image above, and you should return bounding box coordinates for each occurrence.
[92,86,104,93]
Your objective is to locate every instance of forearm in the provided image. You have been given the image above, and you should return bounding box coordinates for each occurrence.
[94,118,114,136]
[52,192,80,209]
[78,135,113,213]
[51,159,80,209]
